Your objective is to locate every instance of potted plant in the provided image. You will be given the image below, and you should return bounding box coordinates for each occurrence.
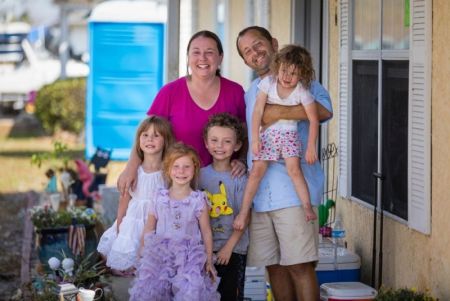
[31,251,107,301]
[30,205,99,266]
[375,287,438,301]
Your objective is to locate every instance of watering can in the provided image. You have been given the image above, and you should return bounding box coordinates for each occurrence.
[318,199,335,227]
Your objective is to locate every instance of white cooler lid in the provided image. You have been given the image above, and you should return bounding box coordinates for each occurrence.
[245,266,265,276]
[320,282,377,298]
[319,247,360,264]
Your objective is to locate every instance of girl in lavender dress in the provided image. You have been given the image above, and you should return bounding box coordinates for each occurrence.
[130,143,220,301]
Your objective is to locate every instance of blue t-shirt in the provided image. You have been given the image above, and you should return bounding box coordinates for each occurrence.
[245,79,333,212]
[199,165,249,255]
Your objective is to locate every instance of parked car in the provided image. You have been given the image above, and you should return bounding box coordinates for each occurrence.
[0,22,88,113]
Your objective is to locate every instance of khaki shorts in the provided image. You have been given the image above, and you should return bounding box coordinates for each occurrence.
[247,206,319,267]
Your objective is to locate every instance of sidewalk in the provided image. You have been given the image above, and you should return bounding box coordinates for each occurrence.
[106,275,133,301]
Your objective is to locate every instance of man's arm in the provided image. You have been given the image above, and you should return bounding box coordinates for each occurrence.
[261,81,333,127]
[261,102,331,127]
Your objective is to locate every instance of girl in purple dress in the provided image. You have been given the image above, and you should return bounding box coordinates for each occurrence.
[129,143,220,301]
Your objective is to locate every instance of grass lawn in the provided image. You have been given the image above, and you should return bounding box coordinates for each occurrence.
[0,118,126,299]
[0,118,127,297]
[0,124,130,191]
[0,126,126,195]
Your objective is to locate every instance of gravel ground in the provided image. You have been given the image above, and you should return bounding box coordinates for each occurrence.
[0,192,28,301]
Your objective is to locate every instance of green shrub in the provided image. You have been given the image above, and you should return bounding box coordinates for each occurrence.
[35,78,86,135]
[376,287,437,301]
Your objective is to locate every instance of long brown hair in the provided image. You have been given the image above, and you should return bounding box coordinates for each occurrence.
[134,116,174,161]
[162,143,201,190]
[271,44,315,88]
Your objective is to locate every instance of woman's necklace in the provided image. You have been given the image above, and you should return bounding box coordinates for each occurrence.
[188,76,220,110]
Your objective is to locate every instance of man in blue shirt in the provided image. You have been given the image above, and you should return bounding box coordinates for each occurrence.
[236,26,333,301]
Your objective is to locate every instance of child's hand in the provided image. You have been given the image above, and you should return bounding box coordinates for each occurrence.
[233,212,249,231]
[305,146,318,164]
[251,139,261,157]
[205,261,218,282]
[216,246,233,265]
[304,206,317,222]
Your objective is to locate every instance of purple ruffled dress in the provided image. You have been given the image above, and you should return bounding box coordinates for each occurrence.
[129,189,220,301]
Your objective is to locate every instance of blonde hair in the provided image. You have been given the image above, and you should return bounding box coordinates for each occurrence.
[162,143,201,190]
[134,116,174,161]
[271,44,315,88]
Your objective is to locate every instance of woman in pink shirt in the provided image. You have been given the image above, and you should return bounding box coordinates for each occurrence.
[118,30,247,195]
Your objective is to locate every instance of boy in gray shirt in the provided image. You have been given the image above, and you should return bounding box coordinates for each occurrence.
[199,113,248,301]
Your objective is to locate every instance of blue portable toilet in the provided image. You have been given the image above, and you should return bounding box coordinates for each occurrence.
[86,1,166,160]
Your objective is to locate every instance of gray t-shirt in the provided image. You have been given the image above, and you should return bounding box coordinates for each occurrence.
[199,165,249,255]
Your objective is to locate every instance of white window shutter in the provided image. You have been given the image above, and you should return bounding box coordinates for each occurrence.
[408,0,431,234]
[338,0,351,197]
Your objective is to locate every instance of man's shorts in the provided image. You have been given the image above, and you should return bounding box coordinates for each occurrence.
[247,206,319,267]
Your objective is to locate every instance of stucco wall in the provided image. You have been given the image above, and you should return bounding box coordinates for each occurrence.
[430,0,450,298]
[228,0,292,89]
[330,1,450,299]
[327,0,339,148]
[269,0,291,48]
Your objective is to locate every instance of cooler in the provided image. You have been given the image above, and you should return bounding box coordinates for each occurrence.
[316,242,360,285]
[244,266,266,301]
[320,282,377,301]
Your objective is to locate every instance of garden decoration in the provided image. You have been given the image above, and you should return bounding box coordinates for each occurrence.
[31,251,106,301]
[45,169,58,194]
[30,205,98,266]
[75,159,95,200]
[319,143,338,236]
[68,224,86,256]
[319,199,336,228]
[31,141,79,205]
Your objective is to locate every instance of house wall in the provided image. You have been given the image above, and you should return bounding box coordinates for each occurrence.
[430,0,450,298]
[329,1,450,299]
[327,0,339,147]
[194,0,291,89]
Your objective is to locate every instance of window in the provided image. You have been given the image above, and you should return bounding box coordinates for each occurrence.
[338,0,431,233]
[351,0,410,219]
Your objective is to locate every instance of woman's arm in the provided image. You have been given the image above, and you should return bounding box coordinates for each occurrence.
[117,147,141,197]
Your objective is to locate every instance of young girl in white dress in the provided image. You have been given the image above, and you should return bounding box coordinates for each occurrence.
[97,116,174,275]
[234,44,319,230]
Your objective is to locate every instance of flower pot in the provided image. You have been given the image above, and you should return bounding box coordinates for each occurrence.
[37,224,98,268]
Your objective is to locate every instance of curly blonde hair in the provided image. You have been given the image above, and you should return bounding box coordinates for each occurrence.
[162,143,201,190]
[202,113,246,145]
[271,44,315,88]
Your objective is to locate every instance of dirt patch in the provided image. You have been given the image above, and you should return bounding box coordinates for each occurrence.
[0,192,28,301]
